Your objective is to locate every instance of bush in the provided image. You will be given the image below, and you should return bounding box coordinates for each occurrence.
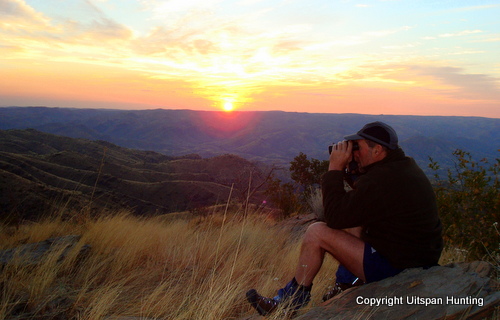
[429,149,499,262]
[265,174,303,219]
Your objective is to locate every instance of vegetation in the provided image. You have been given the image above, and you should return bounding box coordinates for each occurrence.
[265,153,328,218]
[0,207,480,319]
[0,129,268,218]
[429,149,499,263]
[269,149,499,265]
[265,175,307,219]
[1,124,498,319]
[0,208,340,320]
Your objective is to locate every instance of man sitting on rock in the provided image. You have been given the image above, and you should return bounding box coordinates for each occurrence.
[246,121,443,316]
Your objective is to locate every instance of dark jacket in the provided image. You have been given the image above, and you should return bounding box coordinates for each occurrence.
[321,148,443,269]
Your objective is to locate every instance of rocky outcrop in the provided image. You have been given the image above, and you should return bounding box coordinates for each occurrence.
[0,235,90,267]
[296,261,499,319]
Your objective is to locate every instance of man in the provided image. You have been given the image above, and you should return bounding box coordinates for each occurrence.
[246,121,443,316]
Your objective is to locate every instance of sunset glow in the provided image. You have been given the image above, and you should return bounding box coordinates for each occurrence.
[0,0,499,118]
[223,101,235,112]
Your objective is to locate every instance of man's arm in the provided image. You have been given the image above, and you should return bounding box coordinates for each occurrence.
[322,169,374,230]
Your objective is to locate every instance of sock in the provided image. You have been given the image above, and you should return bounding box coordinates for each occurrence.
[293,277,313,291]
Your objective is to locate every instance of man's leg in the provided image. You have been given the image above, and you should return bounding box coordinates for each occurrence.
[246,222,365,315]
[294,222,366,286]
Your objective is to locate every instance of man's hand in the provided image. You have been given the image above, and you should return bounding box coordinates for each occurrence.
[329,140,352,171]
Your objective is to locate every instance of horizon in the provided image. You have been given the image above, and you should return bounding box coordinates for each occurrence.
[1,1,499,118]
[3,105,500,120]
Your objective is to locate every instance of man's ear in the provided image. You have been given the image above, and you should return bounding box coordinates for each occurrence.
[374,144,386,158]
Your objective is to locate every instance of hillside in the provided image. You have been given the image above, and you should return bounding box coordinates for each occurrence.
[1,211,497,320]
[1,107,499,173]
[0,129,267,220]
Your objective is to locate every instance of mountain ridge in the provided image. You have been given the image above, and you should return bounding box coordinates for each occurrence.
[1,107,498,172]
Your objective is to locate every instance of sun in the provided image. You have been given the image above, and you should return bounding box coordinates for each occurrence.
[223,101,234,112]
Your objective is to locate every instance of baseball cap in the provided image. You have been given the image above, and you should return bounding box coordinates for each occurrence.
[344,121,399,150]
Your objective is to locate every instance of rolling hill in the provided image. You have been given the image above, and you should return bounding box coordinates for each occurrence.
[1,107,498,220]
[0,129,267,221]
[1,107,498,172]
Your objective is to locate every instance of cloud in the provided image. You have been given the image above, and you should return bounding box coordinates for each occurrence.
[0,0,46,22]
[438,29,482,38]
[409,65,500,101]
[57,0,133,43]
[127,4,318,82]
[238,0,268,5]
[72,16,133,42]
[332,62,500,105]
[0,0,54,31]
[472,36,500,43]
[0,0,133,64]
[148,0,225,18]
[449,4,500,13]
[365,26,410,38]
[1,0,498,116]
[0,0,341,84]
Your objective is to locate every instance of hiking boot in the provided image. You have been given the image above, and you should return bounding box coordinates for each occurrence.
[246,278,312,316]
[246,289,280,316]
[322,278,364,301]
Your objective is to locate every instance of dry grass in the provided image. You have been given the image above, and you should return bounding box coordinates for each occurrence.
[0,207,340,320]
[0,205,474,320]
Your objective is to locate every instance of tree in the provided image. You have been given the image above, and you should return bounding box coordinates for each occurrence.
[289,152,329,204]
[265,152,329,218]
[289,152,329,188]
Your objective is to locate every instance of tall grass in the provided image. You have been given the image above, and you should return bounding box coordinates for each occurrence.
[0,208,339,320]
[0,203,476,320]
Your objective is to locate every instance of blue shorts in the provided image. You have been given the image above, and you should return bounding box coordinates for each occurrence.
[336,243,404,284]
[363,243,404,283]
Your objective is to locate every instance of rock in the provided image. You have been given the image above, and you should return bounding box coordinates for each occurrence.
[106,317,157,320]
[0,235,91,267]
[296,261,499,320]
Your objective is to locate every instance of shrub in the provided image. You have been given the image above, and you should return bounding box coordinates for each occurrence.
[265,174,303,219]
[429,149,499,262]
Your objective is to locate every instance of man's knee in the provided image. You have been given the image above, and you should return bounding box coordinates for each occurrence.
[303,221,331,244]
[345,227,362,238]
[306,221,328,234]
[304,222,361,247]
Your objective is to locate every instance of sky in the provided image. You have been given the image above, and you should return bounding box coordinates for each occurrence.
[1,0,499,118]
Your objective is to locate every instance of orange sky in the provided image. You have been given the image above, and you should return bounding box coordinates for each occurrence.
[1,0,499,118]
